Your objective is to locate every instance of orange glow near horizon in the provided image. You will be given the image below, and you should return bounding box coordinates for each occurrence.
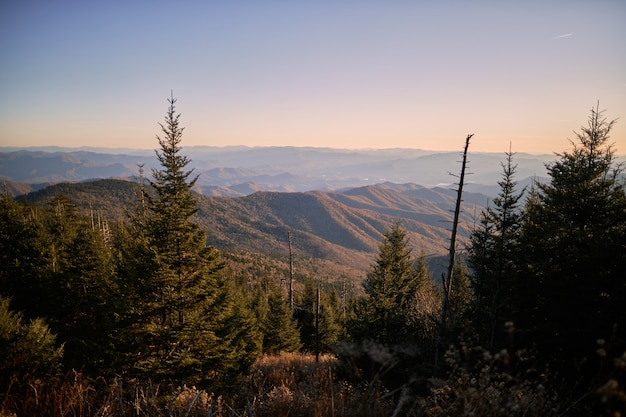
[1,2,624,155]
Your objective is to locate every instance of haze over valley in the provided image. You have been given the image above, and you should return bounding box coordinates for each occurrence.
[2,145,528,282]
[1,145,558,197]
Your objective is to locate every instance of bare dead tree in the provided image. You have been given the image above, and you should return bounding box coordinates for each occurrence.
[315,286,320,363]
[436,133,473,364]
[288,230,295,311]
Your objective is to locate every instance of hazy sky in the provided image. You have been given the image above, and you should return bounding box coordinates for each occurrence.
[1,1,625,154]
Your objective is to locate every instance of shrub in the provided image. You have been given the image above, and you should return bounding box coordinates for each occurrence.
[0,296,63,412]
[419,340,558,417]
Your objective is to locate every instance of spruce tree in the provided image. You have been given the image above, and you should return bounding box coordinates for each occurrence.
[344,223,436,394]
[261,286,301,355]
[357,222,422,345]
[448,259,473,328]
[408,252,440,349]
[1,193,120,375]
[516,105,626,396]
[123,96,261,386]
[319,286,343,351]
[467,150,525,348]
[43,196,119,373]
[0,192,46,316]
[0,296,63,397]
[295,279,342,353]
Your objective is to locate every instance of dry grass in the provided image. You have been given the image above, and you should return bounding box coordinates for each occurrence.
[6,349,620,416]
[1,371,224,417]
[1,353,393,417]
[237,352,393,417]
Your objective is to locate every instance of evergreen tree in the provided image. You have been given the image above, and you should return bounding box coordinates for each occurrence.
[0,192,46,316]
[261,286,301,355]
[44,197,120,372]
[320,286,343,351]
[1,193,120,375]
[448,259,473,327]
[467,150,525,348]
[516,105,626,394]
[343,225,437,395]
[295,279,342,353]
[0,296,63,398]
[122,96,261,386]
[355,222,422,345]
[408,252,440,355]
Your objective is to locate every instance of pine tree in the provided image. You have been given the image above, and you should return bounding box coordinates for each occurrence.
[448,259,473,327]
[1,193,120,375]
[0,296,63,397]
[408,252,440,349]
[261,286,301,355]
[516,105,626,393]
[320,286,343,351]
[122,96,261,386]
[295,279,342,353]
[356,222,422,345]
[467,149,525,348]
[0,192,46,316]
[342,224,437,394]
[44,196,119,373]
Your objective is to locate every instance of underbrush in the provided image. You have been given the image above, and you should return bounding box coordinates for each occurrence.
[237,352,392,417]
[1,353,393,417]
[3,349,624,416]
[1,370,225,417]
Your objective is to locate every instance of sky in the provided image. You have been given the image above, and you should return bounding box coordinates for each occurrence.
[1,1,625,154]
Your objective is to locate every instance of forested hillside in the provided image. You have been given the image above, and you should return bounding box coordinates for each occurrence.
[16,178,488,276]
[1,101,625,416]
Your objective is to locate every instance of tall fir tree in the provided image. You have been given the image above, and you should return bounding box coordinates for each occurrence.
[467,149,525,348]
[121,96,261,386]
[261,285,302,355]
[515,105,626,398]
[320,285,344,351]
[343,224,437,395]
[354,222,422,345]
[295,279,342,353]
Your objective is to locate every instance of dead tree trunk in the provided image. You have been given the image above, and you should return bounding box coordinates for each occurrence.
[315,286,320,363]
[288,230,295,311]
[436,133,473,364]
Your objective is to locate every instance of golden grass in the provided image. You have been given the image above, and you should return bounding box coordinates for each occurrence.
[7,349,617,416]
[1,353,393,417]
[238,352,392,417]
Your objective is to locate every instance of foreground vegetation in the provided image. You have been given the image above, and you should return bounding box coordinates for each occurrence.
[1,100,625,416]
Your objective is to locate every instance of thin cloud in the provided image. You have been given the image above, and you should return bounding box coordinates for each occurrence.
[552,33,573,39]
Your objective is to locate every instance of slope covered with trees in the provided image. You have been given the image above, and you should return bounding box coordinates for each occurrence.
[16,178,486,278]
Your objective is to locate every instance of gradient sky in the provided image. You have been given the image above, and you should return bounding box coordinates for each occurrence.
[1,1,625,154]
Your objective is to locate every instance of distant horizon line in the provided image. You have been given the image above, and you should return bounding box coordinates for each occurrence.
[0,144,568,156]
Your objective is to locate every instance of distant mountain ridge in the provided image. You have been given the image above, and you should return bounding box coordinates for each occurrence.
[16,179,488,280]
[7,146,624,285]
[0,146,564,197]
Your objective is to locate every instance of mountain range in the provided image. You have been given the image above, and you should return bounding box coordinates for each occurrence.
[15,178,489,283]
[0,146,559,197]
[4,145,601,283]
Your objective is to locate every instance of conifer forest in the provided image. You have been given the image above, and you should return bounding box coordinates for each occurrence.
[1,99,625,416]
